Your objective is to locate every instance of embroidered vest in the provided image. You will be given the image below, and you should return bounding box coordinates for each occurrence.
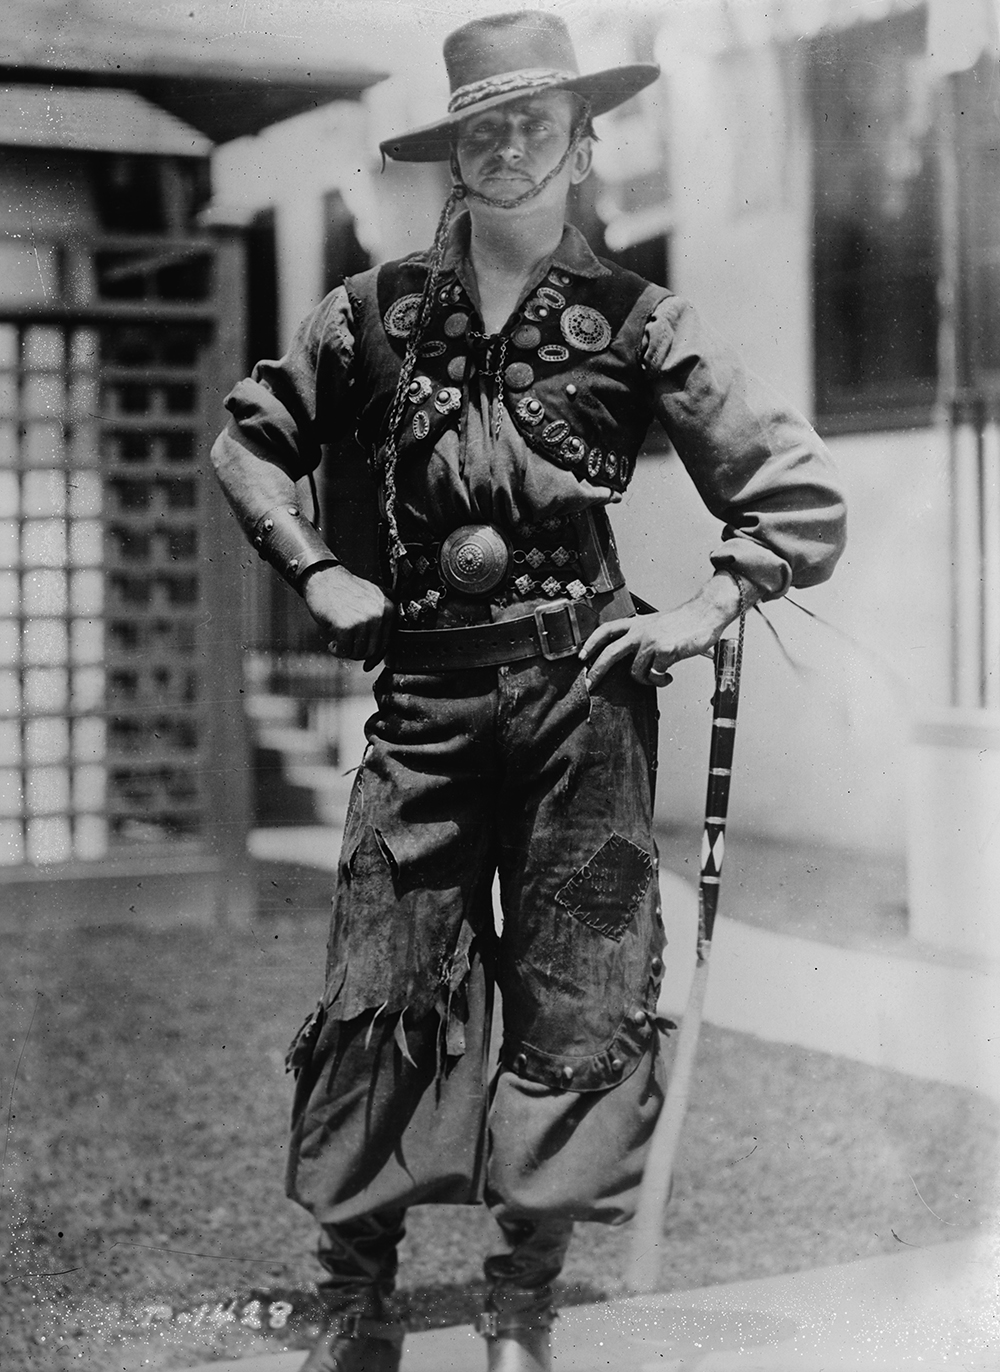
[344,252,670,494]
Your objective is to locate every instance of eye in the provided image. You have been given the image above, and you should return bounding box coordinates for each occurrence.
[462,122,498,143]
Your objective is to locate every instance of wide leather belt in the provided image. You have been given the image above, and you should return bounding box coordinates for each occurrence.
[389,587,635,673]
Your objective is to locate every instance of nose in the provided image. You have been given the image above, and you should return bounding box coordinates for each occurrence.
[496,124,526,161]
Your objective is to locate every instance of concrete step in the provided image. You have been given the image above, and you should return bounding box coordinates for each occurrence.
[179,1237,999,1372]
[244,692,302,725]
[257,725,335,764]
[247,687,368,817]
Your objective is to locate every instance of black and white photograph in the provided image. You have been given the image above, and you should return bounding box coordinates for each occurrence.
[1,2,999,1369]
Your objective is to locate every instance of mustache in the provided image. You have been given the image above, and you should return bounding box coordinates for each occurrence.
[481,162,533,179]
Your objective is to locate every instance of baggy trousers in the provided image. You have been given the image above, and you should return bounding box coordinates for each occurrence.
[286,653,668,1274]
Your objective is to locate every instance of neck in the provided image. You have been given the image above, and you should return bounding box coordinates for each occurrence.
[467,200,565,283]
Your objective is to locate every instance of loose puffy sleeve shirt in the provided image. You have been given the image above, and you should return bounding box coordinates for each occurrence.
[217,222,845,600]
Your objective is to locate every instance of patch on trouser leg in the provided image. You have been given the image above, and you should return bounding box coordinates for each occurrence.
[554,832,654,940]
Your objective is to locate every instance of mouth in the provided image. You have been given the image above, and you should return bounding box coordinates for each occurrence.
[482,170,532,183]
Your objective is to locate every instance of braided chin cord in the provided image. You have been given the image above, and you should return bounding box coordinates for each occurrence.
[448,100,591,211]
[380,102,592,582]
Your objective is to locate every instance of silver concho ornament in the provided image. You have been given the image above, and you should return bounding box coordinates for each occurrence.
[541,420,570,447]
[418,339,447,358]
[433,387,461,415]
[560,435,587,467]
[536,286,566,310]
[537,344,570,363]
[406,375,433,405]
[412,410,431,440]
[522,298,552,323]
[439,524,511,596]
[383,294,423,339]
[515,396,545,426]
[586,447,604,480]
[561,305,612,352]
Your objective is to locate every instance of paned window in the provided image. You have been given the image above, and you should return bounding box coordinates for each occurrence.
[811,11,1000,429]
[0,262,214,867]
[810,8,938,429]
[0,323,107,865]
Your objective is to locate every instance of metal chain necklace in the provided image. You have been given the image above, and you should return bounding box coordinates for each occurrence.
[380,103,591,582]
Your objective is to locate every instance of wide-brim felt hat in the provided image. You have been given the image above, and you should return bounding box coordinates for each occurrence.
[380,10,660,163]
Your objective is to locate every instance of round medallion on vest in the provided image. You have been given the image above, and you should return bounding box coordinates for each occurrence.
[384,294,423,339]
[561,305,612,352]
[439,524,511,596]
[504,361,535,391]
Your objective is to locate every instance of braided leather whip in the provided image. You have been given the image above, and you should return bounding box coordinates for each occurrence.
[626,614,746,1294]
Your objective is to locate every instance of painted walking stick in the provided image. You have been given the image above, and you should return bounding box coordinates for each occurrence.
[625,614,746,1294]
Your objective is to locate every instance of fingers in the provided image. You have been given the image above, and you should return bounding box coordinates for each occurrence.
[314,574,394,663]
[340,600,394,666]
[365,599,395,669]
[581,617,679,689]
[628,638,673,688]
[584,633,638,688]
[579,616,632,662]
[581,618,655,688]
[574,481,622,506]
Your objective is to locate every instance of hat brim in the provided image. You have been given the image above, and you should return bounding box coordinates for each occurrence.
[380,64,660,163]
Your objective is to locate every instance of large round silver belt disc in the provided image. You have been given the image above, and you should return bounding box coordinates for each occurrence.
[439,523,511,596]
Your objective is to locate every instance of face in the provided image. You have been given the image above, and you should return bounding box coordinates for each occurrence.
[455,91,591,203]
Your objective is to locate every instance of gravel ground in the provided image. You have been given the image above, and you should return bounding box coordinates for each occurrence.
[2,861,997,1371]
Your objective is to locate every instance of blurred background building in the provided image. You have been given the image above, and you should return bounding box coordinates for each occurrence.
[1,0,998,957]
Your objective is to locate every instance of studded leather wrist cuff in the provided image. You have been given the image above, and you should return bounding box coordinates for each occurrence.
[250,503,339,589]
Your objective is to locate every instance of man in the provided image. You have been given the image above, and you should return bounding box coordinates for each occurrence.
[212,12,846,1371]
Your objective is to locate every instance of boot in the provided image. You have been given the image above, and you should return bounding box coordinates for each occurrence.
[476,1305,553,1372]
[301,1210,406,1372]
[300,1309,404,1372]
[478,1214,573,1372]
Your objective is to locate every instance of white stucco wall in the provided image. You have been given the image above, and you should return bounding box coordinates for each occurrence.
[659,25,814,415]
[615,16,954,856]
[212,101,446,349]
[617,428,950,856]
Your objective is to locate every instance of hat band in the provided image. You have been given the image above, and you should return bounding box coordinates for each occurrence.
[448,67,577,114]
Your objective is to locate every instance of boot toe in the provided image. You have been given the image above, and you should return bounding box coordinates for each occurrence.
[300,1313,404,1372]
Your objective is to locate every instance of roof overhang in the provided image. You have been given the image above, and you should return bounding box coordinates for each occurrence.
[0,7,387,144]
[0,84,213,156]
[0,61,386,145]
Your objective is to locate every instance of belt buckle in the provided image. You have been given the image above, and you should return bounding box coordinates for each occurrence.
[534,602,582,660]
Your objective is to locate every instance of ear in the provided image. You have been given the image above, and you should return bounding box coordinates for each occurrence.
[569,138,593,185]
